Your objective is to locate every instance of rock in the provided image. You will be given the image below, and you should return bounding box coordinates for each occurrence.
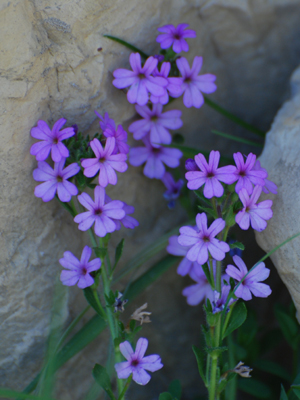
[255,64,300,322]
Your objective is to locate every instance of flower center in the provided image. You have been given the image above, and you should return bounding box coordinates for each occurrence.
[131,358,139,367]
[53,138,59,144]
[202,235,210,243]
[174,33,181,40]
[81,267,88,275]
[94,208,103,216]
[57,175,63,182]
[238,170,246,177]
[138,73,145,80]
[206,171,215,178]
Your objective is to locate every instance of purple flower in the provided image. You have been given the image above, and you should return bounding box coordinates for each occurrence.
[129,104,183,147]
[150,62,183,104]
[233,153,267,195]
[185,151,237,198]
[156,23,196,53]
[167,234,201,276]
[115,338,163,385]
[129,138,182,179]
[161,172,184,208]
[30,118,75,162]
[105,194,139,230]
[59,246,101,289]
[185,158,199,171]
[175,56,217,108]
[178,213,229,265]
[81,137,127,187]
[225,255,272,301]
[212,284,235,313]
[182,265,215,306]
[253,160,277,194]
[74,186,125,237]
[113,53,168,106]
[33,159,80,202]
[235,186,273,232]
[95,111,115,132]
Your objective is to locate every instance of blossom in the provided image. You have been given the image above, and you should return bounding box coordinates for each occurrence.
[129,104,182,147]
[95,111,115,132]
[33,159,80,202]
[185,158,199,171]
[166,234,202,276]
[178,213,229,265]
[115,338,163,385]
[113,53,168,106]
[95,111,129,154]
[129,138,182,179]
[182,264,215,305]
[212,284,235,314]
[235,185,273,231]
[30,118,75,162]
[113,292,128,313]
[81,137,127,187]
[156,23,196,53]
[225,255,271,301]
[59,246,101,289]
[253,160,277,194]
[175,56,217,108]
[105,194,139,230]
[161,172,184,208]
[150,62,183,104]
[131,303,152,325]
[233,153,267,195]
[74,186,125,237]
[185,151,237,198]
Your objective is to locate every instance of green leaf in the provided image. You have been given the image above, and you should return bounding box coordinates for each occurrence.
[168,379,182,399]
[292,385,300,398]
[0,388,54,400]
[202,263,213,288]
[93,364,116,400]
[211,130,263,148]
[192,346,207,386]
[238,378,272,399]
[198,205,217,219]
[94,247,107,260]
[206,346,228,356]
[229,242,245,251]
[103,34,149,59]
[222,302,247,339]
[280,385,289,400]
[254,359,291,382]
[159,393,173,400]
[114,238,125,267]
[274,304,300,350]
[83,287,104,316]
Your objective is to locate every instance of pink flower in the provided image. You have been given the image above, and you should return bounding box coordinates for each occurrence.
[167,234,201,276]
[235,186,273,232]
[175,56,217,108]
[233,153,267,195]
[115,338,163,385]
[113,53,167,106]
[129,104,183,147]
[33,159,80,202]
[59,246,101,289]
[182,264,215,306]
[178,213,229,265]
[185,150,237,198]
[81,137,127,187]
[129,138,182,179]
[156,23,196,53]
[253,160,277,194]
[150,62,183,104]
[226,255,272,301]
[74,186,125,237]
[30,118,75,162]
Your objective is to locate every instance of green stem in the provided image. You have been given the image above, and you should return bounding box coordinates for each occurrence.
[216,261,222,293]
[209,257,215,289]
[92,285,107,320]
[209,355,219,400]
[88,229,98,248]
[118,376,132,400]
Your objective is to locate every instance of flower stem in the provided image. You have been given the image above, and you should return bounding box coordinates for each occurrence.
[209,355,219,400]
[118,375,132,400]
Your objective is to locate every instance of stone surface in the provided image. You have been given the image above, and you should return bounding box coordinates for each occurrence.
[2,0,300,398]
[255,64,300,323]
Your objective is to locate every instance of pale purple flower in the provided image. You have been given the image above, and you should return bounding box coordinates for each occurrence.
[95,111,115,132]
[185,158,199,171]
[175,56,217,108]
[105,194,139,230]
[30,118,75,162]
[156,23,196,53]
[129,104,182,147]
[129,138,182,179]
[74,186,125,237]
[81,137,127,187]
[233,153,267,195]
[226,255,272,301]
[235,186,273,232]
[167,234,202,276]
[161,172,184,208]
[182,265,215,306]
[150,62,183,104]
[212,284,235,314]
[59,246,101,289]
[253,160,277,194]
[178,213,229,265]
[33,159,80,202]
[113,53,168,106]
[185,151,237,198]
[115,338,163,385]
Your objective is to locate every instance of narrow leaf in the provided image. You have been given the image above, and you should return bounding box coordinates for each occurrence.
[93,364,116,400]
[159,393,173,400]
[93,247,107,260]
[211,130,263,148]
[0,388,54,400]
[114,239,125,267]
[192,346,207,385]
[83,287,105,317]
[229,242,245,251]
[198,205,217,219]
[103,34,149,59]
[238,378,271,399]
[168,379,182,399]
[222,302,247,339]
[274,304,299,349]
[280,385,288,400]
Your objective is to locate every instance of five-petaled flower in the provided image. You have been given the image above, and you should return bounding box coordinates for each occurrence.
[30,118,75,162]
[167,234,202,276]
[178,213,230,265]
[233,152,267,195]
[185,150,237,198]
[113,53,167,106]
[156,23,196,53]
[235,185,273,232]
[59,246,101,289]
[33,158,80,202]
[115,338,163,385]
[225,255,272,301]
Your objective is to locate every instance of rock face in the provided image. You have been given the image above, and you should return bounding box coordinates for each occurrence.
[255,65,300,323]
[2,0,300,398]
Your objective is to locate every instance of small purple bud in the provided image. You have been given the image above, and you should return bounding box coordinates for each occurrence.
[185,158,199,171]
[154,54,165,62]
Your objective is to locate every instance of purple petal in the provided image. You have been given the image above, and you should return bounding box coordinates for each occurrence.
[135,338,148,359]
[119,341,134,360]
[132,368,151,385]
[140,355,163,372]
[115,361,132,379]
